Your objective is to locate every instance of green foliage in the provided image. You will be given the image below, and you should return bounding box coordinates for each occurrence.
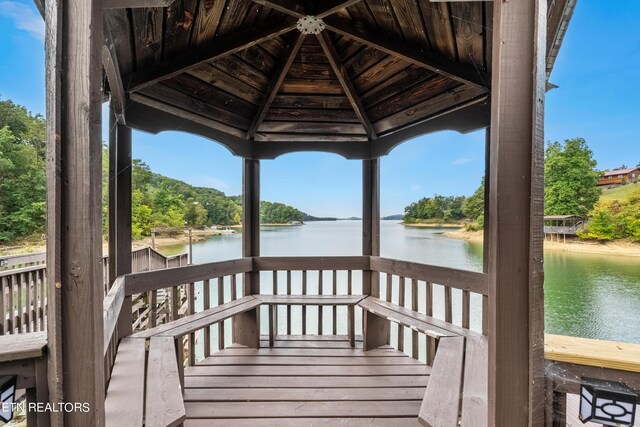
[403,195,466,223]
[462,177,484,223]
[0,97,46,243]
[260,201,304,224]
[579,190,640,242]
[544,138,601,217]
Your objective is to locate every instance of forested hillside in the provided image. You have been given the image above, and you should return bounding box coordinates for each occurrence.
[0,97,320,244]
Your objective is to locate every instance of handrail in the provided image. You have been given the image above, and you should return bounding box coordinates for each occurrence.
[124,257,253,295]
[545,334,640,373]
[370,256,488,296]
[254,256,370,272]
[0,263,47,277]
[103,276,125,355]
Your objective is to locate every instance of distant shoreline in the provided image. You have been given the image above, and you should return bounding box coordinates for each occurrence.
[443,229,640,257]
[402,222,465,229]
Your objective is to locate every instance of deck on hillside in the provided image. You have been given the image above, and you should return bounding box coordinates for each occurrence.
[182,335,429,426]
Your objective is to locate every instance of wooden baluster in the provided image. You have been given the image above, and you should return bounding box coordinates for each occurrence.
[41,270,46,331]
[302,270,307,335]
[32,272,39,332]
[411,278,418,359]
[188,281,196,365]
[444,285,452,324]
[462,290,470,330]
[347,270,354,347]
[386,273,392,344]
[0,276,5,335]
[150,290,157,328]
[318,271,323,335]
[287,270,292,335]
[398,276,405,352]
[218,277,224,350]
[332,270,337,335]
[231,274,237,343]
[426,282,435,364]
[203,279,211,357]
[482,295,489,335]
[8,274,15,333]
[17,273,23,333]
[171,285,179,322]
[26,271,32,333]
[269,271,278,346]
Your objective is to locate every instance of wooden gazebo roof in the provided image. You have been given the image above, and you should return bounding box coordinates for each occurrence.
[94,0,574,159]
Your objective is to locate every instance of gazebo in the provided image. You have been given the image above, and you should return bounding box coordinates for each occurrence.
[19,0,602,425]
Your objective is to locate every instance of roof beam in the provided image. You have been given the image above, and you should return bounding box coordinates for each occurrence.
[249,0,306,18]
[103,22,126,124]
[316,0,366,18]
[248,33,306,139]
[316,32,376,140]
[324,16,490,91]
[103,0,174,8]
[128,18,297,92]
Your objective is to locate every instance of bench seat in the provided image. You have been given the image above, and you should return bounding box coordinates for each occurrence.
[131,295,260,339]
[359,296,477,339]
[256,294,366,305]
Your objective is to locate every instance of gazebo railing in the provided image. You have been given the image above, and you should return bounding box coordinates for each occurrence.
[0,246,187,337]
[118,255,488,368]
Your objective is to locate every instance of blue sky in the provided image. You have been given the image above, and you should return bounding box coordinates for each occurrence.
[1,1,639,217]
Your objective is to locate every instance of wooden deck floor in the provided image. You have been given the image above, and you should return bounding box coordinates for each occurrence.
[183,335,429,426]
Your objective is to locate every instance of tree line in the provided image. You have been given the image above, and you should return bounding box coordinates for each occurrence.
[403,138,640,242]
[0,97,316,244]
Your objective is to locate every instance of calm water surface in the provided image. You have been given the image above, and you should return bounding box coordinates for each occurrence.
[162,221,640,344]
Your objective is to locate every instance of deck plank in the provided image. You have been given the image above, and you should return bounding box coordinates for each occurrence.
[461,337,488,426]
[197,355,422,366]
[186,400,422,418]
[184,418,423,426]
[185,375,429,388]
[185,364,430,376]
[184,387,425,401]
[184,335,430,424]
[105,338,145,427]
[217,346,404,357]
[146,337,186,427]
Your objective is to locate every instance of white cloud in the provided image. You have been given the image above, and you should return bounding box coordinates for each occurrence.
[0,1,44,41]
[452,157,473,166]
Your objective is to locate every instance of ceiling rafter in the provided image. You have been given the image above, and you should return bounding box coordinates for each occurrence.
[324,16,491,91]
[248,0,365,19]
[127,18,298,92]
[250,0,306,18]
[248,33,306,139]
[316,32,376,140]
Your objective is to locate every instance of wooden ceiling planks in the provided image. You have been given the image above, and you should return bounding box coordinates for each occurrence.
[163,0,198,60]
[106,0,505,151]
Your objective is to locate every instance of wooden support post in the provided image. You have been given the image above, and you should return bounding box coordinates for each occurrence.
[362,158,380,296]
[363,158,381,350]
[488,0,547,425]
[45,0,106,423]
[363,311,389,351]
[108,111,133,339]
[235,159,260,347]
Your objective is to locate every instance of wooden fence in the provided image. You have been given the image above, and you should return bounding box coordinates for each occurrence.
[0,246,188,336]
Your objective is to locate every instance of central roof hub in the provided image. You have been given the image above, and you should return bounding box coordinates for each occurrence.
[296,16,326,35]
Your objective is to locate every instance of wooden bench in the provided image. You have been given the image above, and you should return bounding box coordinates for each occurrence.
[256,294,366,348]
[357,296,487,426]
[0,332,48,426]
[105,337,185,427]
[358,296,475,350]
[107,296,262,427]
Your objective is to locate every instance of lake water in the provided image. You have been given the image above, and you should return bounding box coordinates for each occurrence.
[161,220,640,344]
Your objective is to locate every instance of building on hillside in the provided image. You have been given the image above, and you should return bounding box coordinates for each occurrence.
[598,167,640,186]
